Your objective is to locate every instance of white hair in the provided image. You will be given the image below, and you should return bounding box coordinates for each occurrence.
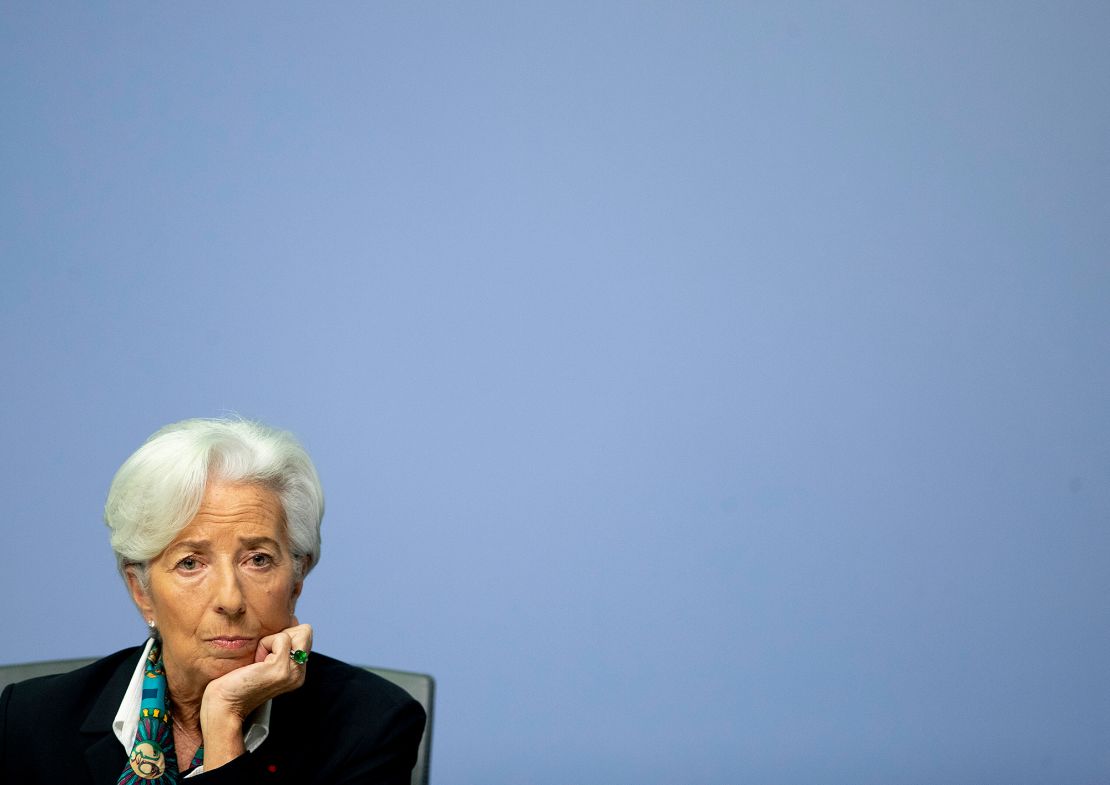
[105,418,324,588]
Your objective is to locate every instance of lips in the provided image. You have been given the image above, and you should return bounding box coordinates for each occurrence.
[207,636,254,651]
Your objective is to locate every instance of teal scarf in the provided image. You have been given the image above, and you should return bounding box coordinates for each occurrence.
[117,642,204,784]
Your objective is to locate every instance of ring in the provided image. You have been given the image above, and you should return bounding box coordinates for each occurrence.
[290,649,309,665]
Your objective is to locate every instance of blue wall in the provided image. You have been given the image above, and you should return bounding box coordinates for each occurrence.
[3,4,1109,783]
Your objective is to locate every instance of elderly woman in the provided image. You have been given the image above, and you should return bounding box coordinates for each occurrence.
[0,418,425,784]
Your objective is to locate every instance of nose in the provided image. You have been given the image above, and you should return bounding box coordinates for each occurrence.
[213,562,246,617]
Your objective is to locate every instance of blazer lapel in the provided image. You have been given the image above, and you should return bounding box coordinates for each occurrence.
[81,649,141,783]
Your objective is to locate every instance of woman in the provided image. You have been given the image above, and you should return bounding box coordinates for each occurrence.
[0,418,425,784]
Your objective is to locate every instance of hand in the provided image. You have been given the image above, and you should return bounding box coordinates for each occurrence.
[199,621,313,769]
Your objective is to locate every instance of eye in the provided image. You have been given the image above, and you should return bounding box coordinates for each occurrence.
[176,556,201,571]
[248,552,274,568]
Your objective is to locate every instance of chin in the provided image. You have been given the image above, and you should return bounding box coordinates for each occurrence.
[204,655,252,680]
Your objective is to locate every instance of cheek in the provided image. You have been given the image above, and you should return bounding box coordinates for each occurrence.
[159,589,203,624]
[254,581,295,617]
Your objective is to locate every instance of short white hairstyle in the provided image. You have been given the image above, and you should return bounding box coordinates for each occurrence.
[105,418,324,585]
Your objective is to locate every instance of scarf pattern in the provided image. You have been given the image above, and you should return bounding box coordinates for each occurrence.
[117,643,204,784]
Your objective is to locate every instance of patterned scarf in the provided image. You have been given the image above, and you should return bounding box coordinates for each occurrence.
[117,642,204,784]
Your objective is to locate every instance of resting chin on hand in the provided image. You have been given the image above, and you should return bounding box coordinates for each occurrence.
[3,419,426,784]
[201,623,313,770]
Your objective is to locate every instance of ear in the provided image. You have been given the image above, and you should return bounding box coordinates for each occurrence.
[288,579,304,620]
[125,566,156,622]
[289,557,307,610]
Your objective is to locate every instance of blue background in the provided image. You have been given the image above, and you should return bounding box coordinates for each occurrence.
[3,3,1109,783]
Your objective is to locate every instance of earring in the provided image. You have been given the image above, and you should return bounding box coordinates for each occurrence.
[147,619,155,629]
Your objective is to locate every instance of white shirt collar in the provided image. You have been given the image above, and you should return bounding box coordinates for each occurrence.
[113,638,271,778]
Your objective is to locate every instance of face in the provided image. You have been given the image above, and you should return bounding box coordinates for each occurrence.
[128,481,303,694]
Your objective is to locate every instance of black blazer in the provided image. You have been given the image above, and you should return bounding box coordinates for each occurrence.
[0,646,425,785]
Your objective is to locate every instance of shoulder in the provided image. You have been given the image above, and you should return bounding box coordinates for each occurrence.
[297,652,422,718]
[258,653,427,780]
[1,647,140,775]
[1,647,139,713]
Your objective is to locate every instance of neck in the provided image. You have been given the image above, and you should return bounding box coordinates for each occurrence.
[170,696,203,735]
[162,655,205,732]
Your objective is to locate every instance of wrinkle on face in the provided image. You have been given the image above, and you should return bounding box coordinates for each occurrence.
[128,481,303,700]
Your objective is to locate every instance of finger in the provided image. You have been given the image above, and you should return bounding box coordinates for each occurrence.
[273,630,292,657]
[291,623,313,654]
[282,624,312,655]
[262,631,293,666]
[259,625,311,667]
[254,635,273,664]
[255,630,281,663]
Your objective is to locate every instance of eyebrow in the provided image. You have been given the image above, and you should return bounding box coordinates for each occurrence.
[167,536,283,552]
[169,539,211,552]
[240,536,283,551]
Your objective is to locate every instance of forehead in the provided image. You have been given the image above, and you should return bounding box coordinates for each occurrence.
[171,481,286,544]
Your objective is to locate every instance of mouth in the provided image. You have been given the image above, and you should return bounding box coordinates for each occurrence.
[206,636,255,652]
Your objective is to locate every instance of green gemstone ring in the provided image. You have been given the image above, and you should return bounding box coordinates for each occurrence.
[290,649,310,665]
